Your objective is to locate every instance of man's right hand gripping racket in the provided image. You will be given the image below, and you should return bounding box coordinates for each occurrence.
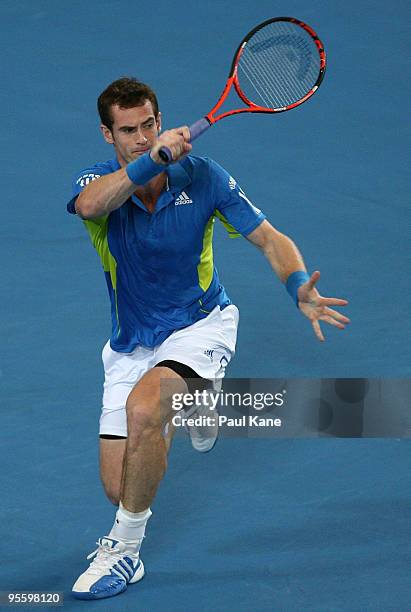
[159,17,326,163]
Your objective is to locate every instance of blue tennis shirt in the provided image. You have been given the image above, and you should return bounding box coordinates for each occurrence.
[67,155,265,352]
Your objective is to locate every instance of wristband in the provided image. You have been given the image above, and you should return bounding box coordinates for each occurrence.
[126,153,164,185]
[286,271,310,308]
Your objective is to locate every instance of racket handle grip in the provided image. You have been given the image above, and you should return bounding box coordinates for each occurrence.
[158,117,211,163]
[189,117,211,142]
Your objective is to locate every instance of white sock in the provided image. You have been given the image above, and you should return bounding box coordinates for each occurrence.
[109,503,152,545]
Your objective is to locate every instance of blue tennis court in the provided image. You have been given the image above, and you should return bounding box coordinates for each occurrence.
[1,0,410,609]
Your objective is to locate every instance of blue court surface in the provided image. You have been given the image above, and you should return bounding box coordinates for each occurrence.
[1,0,410,610]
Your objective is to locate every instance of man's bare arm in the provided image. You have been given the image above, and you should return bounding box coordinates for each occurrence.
[76,127,192,220]
[246,220,350,341]
[246,219,306,281]
[75,168,137,219]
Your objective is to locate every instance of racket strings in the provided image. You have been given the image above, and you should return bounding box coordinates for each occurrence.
[238,21,321,109]
[242,25,316,106]
[240,50,285,108]
[240,23,298,107]
[244,22,319,105]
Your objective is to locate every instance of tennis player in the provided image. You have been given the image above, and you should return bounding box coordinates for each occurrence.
[67,77,349,600]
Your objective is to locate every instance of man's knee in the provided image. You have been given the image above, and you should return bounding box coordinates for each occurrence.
[126,367,186,435]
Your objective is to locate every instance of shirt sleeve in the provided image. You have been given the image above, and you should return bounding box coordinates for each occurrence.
[66,164,112,215]
[208,158,266,237]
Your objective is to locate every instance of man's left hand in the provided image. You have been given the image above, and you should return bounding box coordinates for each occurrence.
[297,270,350,342]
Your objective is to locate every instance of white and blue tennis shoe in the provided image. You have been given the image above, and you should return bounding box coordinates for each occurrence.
[72,537,144,600]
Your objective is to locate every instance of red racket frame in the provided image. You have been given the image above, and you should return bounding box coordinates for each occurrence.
[158,17,326,162]
[206,16,326,123]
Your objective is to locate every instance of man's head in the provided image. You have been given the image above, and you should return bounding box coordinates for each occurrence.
[98,77,161,165]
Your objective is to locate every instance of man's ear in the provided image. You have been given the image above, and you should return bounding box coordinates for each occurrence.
[156,112,162,133]
[100,124,114,145]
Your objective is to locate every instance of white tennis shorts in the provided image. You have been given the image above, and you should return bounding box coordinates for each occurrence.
[100,305,239,437]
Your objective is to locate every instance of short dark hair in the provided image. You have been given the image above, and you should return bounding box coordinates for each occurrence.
[97,77,159,130]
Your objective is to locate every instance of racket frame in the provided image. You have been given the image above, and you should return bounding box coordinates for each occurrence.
[207,16,327,122]
[158,16,326,162]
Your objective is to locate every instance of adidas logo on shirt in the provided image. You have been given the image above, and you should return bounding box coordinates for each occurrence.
[175,191,193,206]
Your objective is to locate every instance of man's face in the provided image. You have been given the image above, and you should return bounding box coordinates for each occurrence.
[100,99,161,166]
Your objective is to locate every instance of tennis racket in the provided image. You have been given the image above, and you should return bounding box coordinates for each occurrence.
[158,16,326,163]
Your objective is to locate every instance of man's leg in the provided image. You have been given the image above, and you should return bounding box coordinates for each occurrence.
[99,437,126,506]
[73,306,238,599]
[72,365,185,600]
[120,366,186,512]
[99,422,175,507]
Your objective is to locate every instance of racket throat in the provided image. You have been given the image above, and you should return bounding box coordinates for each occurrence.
[208,75,237,120]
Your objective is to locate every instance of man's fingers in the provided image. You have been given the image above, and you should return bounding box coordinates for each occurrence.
[320,297,349,307]
[301,275,349,341]
[312,320,325,342]
[169,129,191,157]
[319,315,346,329]
[158,127,190,147]
[175,126,191,141]
[155,128,193,162]
[324,307,351,324]
[306,270,321,291]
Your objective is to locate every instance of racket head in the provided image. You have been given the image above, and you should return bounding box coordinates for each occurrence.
[209,17,326,121]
